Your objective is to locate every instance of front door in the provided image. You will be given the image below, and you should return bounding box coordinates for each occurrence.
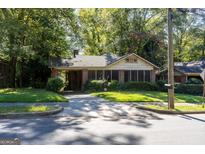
[66,70,82,91]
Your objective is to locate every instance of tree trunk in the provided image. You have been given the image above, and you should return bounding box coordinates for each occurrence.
[9,57,17,88]
[203,31,205,57]
[19,61,23,88]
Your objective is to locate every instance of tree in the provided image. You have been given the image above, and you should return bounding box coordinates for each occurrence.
[0,9,77,88]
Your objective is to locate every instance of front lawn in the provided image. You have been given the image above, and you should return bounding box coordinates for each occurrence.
[0,105,56,113]
[92,91,204,103]
[145,105,205,112]
[0,88,68,102]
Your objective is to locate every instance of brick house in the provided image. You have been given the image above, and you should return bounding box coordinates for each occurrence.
[49,53,159,91]
[158,61,205,83]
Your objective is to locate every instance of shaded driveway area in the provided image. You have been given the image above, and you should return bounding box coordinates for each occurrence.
[1,94,205,144]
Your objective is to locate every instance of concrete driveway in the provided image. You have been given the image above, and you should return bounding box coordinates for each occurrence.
[58,94,161,119]
[0,93,205,145]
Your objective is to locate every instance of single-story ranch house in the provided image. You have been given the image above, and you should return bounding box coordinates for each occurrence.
[158,60,205,83]
[49,53,159,91]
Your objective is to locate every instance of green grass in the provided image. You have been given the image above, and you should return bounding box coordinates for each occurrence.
[0,105,56,113]
[0,88,68,103]
[145,105,205,111]
[92,91,204,103]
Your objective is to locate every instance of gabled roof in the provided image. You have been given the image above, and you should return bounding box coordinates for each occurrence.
[49,53,120,68]
[106,53,159,69]
[49,53,159,69]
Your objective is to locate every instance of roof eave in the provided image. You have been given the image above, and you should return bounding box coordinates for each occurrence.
[106,53,159,69]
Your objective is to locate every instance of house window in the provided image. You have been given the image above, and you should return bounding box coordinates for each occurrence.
[133,58,137,63]
[125,57,138,63]
[138,70,144,81]
[88,70,96,80]
[124,70,130,82]
[145,70,151,82]
[112,70,119,81]
[105,70,111,81]
[131,70,138,81]
[125,58,130,63]
[97,70,103,80]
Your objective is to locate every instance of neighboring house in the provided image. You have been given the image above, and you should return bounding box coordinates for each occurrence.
[0,58,9,88]
[158,60,205,83]
[49,53,159,91]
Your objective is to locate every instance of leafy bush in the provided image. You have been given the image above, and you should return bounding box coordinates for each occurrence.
[186,78,203,84]
[85,79,204,96]
[108,80,121,90]
[175,84,203,95]
[85,80,108,91]
[123,81,158,91]
[156,80,167,92]
[85,80,159,91]
[46,77,65,93]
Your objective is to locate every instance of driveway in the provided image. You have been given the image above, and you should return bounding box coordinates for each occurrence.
[0,93,205,144]
[57,94,161,119]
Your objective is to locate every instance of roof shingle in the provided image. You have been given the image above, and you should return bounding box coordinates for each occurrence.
[49,53,120,68]
[174,60,205,74]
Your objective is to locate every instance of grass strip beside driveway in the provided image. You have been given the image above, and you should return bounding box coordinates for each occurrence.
[0,88,68,103]
[144,105,205,112]
[92,91,204,103]
[0,105,56,114]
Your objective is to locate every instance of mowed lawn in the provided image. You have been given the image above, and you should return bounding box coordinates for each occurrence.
[92,91,204,103]
[145,105,205,111]
[0,105,56,113]
[0,88,68,102]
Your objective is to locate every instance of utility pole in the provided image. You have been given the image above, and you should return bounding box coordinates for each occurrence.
[167,8,175,109]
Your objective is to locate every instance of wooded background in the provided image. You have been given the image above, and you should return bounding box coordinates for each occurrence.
[0,8,205,88]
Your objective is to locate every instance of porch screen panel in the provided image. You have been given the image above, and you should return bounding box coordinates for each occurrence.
[124,70,130,82]
[97,70,103,80]
[105,70,111,81]
[112,70,119,81]
[88,70,96,80]
[131,70,138,81]
[138,70,144,82]
[145,70,151,82]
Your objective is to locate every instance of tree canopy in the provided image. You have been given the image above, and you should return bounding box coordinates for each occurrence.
[0,8,205,88]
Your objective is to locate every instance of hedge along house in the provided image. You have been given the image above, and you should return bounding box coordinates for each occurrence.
[158,60,205,83]
[49,53,159,91]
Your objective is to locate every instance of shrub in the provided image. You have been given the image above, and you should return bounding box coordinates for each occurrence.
[123,81,158,91]
[46,77,65,93]
[186,78,203,84]
[85,80,108,91]
[85,80,159,91]
[175,84,203,95]
[156,80,168,92]
[108,80,121,90]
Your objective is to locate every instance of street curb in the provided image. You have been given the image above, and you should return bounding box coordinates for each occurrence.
[0,102,68,104]
[136,106,205,114]
[0,106,64,118]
